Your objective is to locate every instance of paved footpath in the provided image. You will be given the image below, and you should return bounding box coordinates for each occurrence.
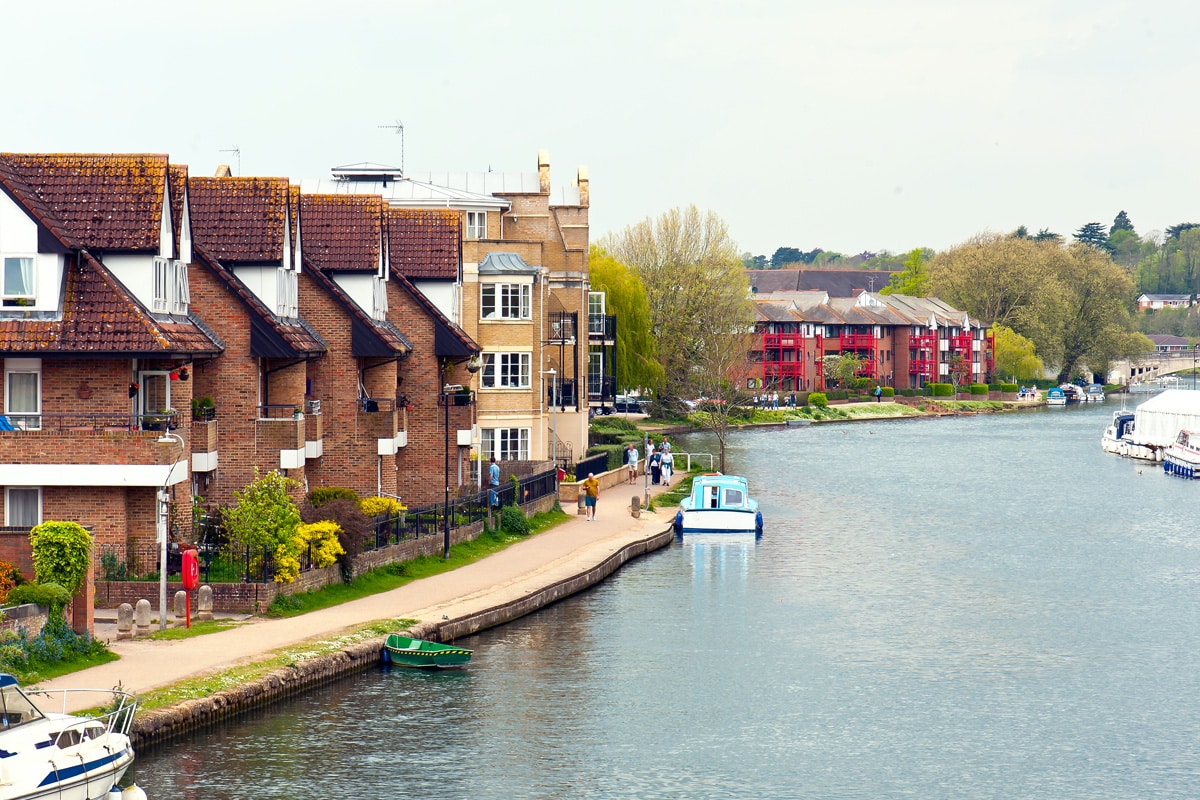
[41,477,679,707]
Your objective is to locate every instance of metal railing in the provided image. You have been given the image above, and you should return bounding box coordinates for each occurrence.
[0,411,182,432]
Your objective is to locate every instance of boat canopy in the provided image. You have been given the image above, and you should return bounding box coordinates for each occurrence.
[1131,389,1200,446]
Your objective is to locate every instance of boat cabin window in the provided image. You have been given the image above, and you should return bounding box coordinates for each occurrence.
[708,486,719,508]
[0,684,44,729]
[725,488,743,506]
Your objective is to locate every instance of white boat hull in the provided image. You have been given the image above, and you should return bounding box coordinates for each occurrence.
[677,508,761,534]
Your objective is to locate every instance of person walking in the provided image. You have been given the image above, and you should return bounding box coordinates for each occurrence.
[583,472,599,520]
[661,447,674,485]
[626,443,639,485]
[488,456,501,508]
[649,448,662,485]
[874,385,883,403]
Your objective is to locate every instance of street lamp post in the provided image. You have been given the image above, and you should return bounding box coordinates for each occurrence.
[156,432,185,631]
[438,384,470,559]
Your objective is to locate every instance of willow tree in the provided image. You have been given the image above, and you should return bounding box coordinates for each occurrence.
[587,246,664,395]
[598,206,753,405]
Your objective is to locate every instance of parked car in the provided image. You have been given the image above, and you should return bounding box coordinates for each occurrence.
[613,396,648,414]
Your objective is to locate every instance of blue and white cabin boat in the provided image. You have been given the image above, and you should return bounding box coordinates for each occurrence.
[1046,387,1066,406]
[674,473,763,536]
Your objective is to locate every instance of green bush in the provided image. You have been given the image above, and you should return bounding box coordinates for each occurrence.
[930,383,955,396]
[309,487,360,507]
[587,443,628,472]
[968,383,989,395]
[899,388,918,397]
[29,522,92,597]
[809,392,828,408]
[1000,382,1019,392]
[6,583,71,614]
[500,505,531,536]
[827,389,849,401]
[881,387,895,397]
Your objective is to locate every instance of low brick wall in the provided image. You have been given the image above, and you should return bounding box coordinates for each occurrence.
[0,603,47,638]
[130,524,675,749]
[558,464,636,511]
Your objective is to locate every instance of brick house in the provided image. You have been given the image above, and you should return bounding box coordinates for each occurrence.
[301,151,606,475]
[187,175,327,506]
[752,290,994,391]
[0,153,224,630]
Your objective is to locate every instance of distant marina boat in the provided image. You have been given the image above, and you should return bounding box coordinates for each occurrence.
[1100,389,1200,462]
[1163,430,1200,478]
[673,473,763,536]
[1085,384,1106,402]
[1046,387,1066,406]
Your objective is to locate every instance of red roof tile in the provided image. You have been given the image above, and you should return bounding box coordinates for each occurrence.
[189,176,290,262]
[301,194,383,271]
[0,153,169,251]
[387,208,460,280]
[0,253,220,355]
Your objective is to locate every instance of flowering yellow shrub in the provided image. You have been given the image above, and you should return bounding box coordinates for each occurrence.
[298,520,346,569]
[359,496,406,518]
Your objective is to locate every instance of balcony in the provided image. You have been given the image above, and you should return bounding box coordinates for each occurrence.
[548,312,578,343]
[0,411,182,434]
[588,313,617,342]
[839,333,877,350]
[548,378,578,408]
[588,375,617,404]
[256,405,305,469]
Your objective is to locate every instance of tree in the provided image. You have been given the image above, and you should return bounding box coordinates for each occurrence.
[598,206,755,405]
[992,325,1045,381]
[588,246,665,394]
[820,353,862,389]
[687,325,757,472]
[880,248,930,296]
[741,252,768,270]
[1111,210,1135,235]
[770,247,803,268]
[1033,228,1063,244]
[1012,225,1030,239]
[223,470,302,580]
[929,233,1052,329]
[1166,222,1199,241]
[1074,222,1115,254]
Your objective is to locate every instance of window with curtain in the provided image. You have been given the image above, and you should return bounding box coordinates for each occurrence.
[2,256,34,307]
[465,211,485,239]
[481,353,531,389]
[5,361,40,431]
[5,488,40,528]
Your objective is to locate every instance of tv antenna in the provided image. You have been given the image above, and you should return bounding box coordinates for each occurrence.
[377,120,405,176]
[218,146,241,176]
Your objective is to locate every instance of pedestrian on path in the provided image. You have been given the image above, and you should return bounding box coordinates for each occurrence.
[627,443,639,484]
[583,472,599,520]
[662,448,674,485]
[874,385,883,402]
[488,456,501,507]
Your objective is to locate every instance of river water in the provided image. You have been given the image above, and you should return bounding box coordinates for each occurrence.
[131,402,1200,799]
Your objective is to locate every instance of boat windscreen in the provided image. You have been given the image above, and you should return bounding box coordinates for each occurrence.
[0,685,44,729]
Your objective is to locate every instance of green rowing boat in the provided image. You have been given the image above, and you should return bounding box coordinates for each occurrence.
[383,633,474,668]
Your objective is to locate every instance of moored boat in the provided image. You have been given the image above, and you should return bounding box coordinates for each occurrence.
[1085,384,1106,402]
[382,634,473,668]
[1163,429,1200,478]
[1046,387,1066,406]
[673,473,763,536]
[0,674,138,800]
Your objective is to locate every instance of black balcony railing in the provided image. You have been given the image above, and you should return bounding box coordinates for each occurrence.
[588,313,617,340]
[257,404,304,420]
[549,378,578,407]
[548,311,578,342]
[588,375,617,403]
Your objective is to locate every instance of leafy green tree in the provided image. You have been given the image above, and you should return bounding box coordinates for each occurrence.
[1110,210,1135,235]
[770,247,803,268]
[820,353,863,389]
[29,521,91,596]
[598,206,754,405]
[1033,228,1063,244]
[1074,222,1115,254]
[588,246,664,394]
[223,470,302,579]
[741,252,768,270]
[1012,225,1030,239]
[880,248,930,296]
[1107,228,1144,269]
[687,325,757,472]
[929,233,1051,328]
[993,325,1045,381]
[1166,222,1199,241]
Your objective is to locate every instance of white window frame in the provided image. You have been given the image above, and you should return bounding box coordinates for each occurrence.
[171,259,190,315]
[372,275,388,321]
[481,427,530,461]
[4,358,41,431]
[481,352,531,389]
[2,255,36,307]
[465,211,486,239]
[152,256,170,312]
[4,487,41,528]
[481,283,531,320]
[276,266,298,318]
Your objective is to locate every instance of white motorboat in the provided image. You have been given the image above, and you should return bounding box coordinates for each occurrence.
[1085,384,1106,402]
[1100,389,1200,463]
[0,674,139,800]
[1163,430,1200,478]
[673,473,763,536]
[1046,387,1066,406]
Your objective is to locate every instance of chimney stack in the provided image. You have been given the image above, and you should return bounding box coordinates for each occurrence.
[577,166,589,208]
[538,149,550,194]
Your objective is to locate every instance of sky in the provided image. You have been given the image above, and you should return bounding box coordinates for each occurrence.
[4,0,1198,258]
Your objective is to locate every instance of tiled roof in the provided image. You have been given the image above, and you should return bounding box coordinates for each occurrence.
[303,260,410,355]
[193,247,325,356]
[189,176,290,262]
[390,268,478,357]
[301,194,383,271]
[387,208,460,280]
[0,157,77,249]
[0,252,221,355]
[748,269,897,297]
[0,153,168,251]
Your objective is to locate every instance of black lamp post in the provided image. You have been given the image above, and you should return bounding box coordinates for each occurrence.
[438,384,473,559]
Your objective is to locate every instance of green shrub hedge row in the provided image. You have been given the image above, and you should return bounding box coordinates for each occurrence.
[999,382,1019,392]
[929,383,955,396]
[809,392,828,408]
[968,383,989,395]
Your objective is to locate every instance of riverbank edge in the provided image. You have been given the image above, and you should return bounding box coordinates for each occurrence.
[129,524,676,750]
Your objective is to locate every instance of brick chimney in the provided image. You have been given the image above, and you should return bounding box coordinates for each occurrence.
[538,149,550,194]
[577,166,589,208]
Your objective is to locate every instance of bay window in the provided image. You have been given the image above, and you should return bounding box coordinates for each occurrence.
[481,283,531,320]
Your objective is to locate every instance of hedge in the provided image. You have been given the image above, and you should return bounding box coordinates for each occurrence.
[587,443,629,472]
[929,383,955,396]
[1000,382,1019,392]
[826,389,849,401]
[881,387,895,397]
[968,383,989,395]
[808,392,828,408]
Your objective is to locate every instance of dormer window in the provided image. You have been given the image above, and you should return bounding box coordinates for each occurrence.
[171,260,190,315]
[2,256,35,307]
[372,275,388,321]
[466,211,486,239]
[152,257,169,312]
[276,266,298,318]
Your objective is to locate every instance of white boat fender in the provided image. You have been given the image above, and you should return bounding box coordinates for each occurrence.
[122,783,149,800]
[108,788,122,800]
